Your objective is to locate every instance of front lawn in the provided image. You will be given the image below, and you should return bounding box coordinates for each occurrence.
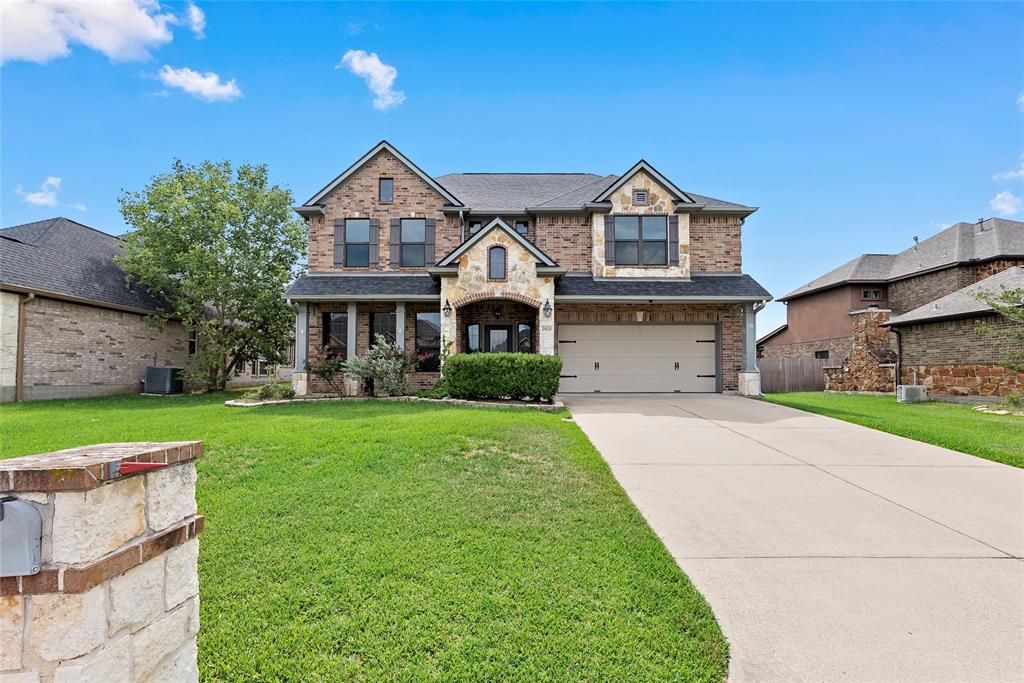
[0,394,727,681]
[764,392,1024,468]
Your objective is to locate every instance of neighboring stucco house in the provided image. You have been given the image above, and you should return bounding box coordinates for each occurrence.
[286,141,771,395]
[759,218,1023,396]
[885,266,1024,396]
[0,217,288,401]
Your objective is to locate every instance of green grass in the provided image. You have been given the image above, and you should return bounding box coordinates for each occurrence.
[764,392,1024,468]
[0,394,727,682]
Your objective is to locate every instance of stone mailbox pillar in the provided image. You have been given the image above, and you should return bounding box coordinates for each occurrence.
[0,442,204,683]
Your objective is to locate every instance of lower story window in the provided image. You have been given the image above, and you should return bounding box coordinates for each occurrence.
[250,358,269,377]
[517,323,532,353]
[416,311,441,372]
[814,350,829,360]
[466,323,481,353]
[187,332,197,355]
[370,312,397,346]
[323,312,347,358]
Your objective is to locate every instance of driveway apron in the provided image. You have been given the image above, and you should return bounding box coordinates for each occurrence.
[563,394,1024,683]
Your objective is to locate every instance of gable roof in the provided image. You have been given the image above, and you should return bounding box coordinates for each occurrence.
[885,266,1024,327]
[433,173,607,213]
[781,218,1024,301]
[0,217,171,313]
[757,323,789,346]
[302,140,463,207]
[593,160,696,204]
[435,217,558,268]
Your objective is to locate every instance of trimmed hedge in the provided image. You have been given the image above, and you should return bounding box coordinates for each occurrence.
[443,353,563,401]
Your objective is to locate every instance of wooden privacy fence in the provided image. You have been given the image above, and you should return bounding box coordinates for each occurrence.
[759,357,829,393]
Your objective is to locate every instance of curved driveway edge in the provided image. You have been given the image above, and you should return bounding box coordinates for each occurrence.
[563,394,1024,683]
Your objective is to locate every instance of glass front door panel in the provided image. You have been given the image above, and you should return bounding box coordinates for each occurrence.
[486,326,512,352]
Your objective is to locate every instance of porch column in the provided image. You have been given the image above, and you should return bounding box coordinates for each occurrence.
[738,302,761,396]
[293,302,308,372]
[395,302,406,350]
[538,299,555,355]
[347,302,357,360]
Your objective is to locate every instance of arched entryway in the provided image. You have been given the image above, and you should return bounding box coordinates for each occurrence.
[453,296,539,354]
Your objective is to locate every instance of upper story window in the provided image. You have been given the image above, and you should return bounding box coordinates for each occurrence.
[379,178,394,203]
[488,246,507,280]
[400,218,426,267]
[814,350,829,360]
[323,312,347,358]
[861,288,882,301]
[514,220,529,236]
[613,215,667,265]
[468,221,482,236]
[632,189,649,206]
[345,218,371,267]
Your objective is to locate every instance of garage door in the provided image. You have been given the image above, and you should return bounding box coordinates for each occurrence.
[558,324,718,393]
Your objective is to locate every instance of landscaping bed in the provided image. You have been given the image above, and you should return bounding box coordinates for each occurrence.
[0,393,727,681]
[764,392,1024,468]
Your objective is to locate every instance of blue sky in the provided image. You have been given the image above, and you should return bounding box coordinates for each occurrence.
[3,1,1022,333]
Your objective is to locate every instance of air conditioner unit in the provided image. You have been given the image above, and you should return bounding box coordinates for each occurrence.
[144,366,184,394]
[897,385,927,403]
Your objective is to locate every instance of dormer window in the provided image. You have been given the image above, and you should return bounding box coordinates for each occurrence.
[488,246,507,280]
[379,178,394,203]
[514,220,529,236]
[632,189,649,206]
[468,221,482,236]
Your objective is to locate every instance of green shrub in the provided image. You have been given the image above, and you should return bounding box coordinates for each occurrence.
[414,377,450,399]
[443,353,562,401]
[344,334,420,396]
[244,381,295,401]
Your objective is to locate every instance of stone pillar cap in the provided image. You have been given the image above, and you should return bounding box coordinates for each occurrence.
[0,442,203,493]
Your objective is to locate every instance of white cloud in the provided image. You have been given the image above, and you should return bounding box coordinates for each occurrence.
[185,2,205,39]
[1,0,177,64]
[990,190,1022,216]
[1017,91,1024,112]
[994,153,1024,182]
[16,176,62,206]
[72,202,87,212]
[338,49,405,110]
[158,64,241,102]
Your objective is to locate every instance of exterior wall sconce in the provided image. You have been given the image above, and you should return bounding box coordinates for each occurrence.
[542,299,553,318]
[442,300,452,317]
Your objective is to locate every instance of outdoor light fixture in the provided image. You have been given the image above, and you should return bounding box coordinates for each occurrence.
[442,299,452,317]
[542,299,552,317]
[493,307,501,320]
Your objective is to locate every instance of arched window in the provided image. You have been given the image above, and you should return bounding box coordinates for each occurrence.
[488,246,506,280]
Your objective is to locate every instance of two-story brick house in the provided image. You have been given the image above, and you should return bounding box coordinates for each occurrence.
[286,141,771,395]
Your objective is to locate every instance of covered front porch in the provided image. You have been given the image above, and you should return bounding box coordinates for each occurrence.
[448,296,552,354]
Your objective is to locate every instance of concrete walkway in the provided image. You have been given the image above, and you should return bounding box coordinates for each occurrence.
[563,394,1024,683]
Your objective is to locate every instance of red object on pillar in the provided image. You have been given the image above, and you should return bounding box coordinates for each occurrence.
[118,462,168,475]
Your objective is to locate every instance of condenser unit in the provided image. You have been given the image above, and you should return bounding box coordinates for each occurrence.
[896,385,927,403]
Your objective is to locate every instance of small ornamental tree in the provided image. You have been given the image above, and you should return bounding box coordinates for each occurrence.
[975,285,1024,373]
[344,335,420,396]
[305,347,349,397]
[117,160,306,391]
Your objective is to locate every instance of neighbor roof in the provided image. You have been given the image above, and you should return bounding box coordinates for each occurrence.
[884,266,1024,327]
[781,218,1024,301]
[0,217,170,313]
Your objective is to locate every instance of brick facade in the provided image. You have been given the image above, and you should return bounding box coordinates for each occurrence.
[555,302,744,390]
[888,260,1024,313]
[533,213,592,273]
[759,335,853,362]
[897,314,1023,397]
[690,215,742,272]
[19,296,188,400]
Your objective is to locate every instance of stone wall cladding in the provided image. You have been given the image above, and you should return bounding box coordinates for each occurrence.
[690,215,742,272]
[555,302,743,391]
[309,149,450,271]
[0,442,204,683]
[759,336,853,361]
[18,296,187,401]
[900,364,1022,397]
[823,311,897,392]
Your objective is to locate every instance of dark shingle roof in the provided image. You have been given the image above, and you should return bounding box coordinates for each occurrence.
[782,218,1024,301]
[885,266,1024,327]
[555,273,771,300]
[285,274,440,300]
[0,217,170,312]
[433,172,751,212]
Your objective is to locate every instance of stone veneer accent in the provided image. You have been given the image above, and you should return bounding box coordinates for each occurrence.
[823,311,897,393]
[759,336,854,362]
[555,303,743,391]
[0,442,204,683]
[9,295,188,402]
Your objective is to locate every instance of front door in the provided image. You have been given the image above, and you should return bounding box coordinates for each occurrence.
[485,324,513,352]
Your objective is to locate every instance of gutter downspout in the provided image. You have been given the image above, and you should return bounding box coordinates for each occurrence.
[15,292,35,402]
[893,326,902,395]
[458,209,465,243]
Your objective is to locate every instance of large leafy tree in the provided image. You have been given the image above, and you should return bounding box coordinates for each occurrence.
[976,285,1024,373]
[118,160,306,391]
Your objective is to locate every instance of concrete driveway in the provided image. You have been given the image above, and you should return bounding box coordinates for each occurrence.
[563,394,1024,683]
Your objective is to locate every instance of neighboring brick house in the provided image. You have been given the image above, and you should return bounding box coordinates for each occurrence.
[885,266,1024,397]
[286,140,771,395]
[0,218,287,401]
[758,218,1023,396]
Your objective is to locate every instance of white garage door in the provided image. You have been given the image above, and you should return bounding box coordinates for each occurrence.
[558,324,718,393]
